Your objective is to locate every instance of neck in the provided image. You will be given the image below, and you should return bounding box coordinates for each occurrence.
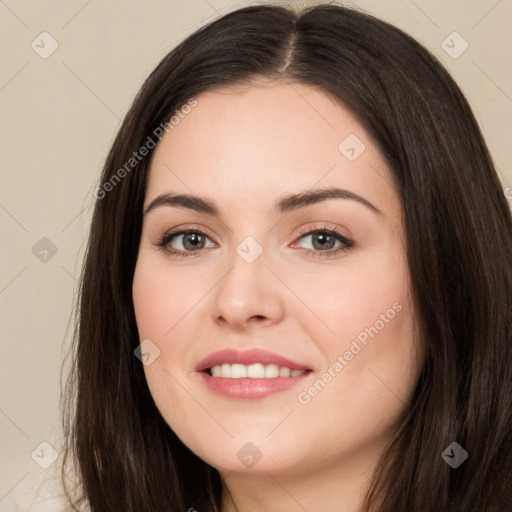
[219,444,383,512]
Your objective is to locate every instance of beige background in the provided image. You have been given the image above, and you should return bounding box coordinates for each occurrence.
[0,0,510,510]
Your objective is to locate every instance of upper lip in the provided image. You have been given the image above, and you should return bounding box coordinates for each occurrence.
[195,348,312,372]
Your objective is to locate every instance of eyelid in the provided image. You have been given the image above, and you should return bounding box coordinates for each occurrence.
[288,222,351,244]
[154,221,354,258]
[159,223,219,243]
[157,222,348,245]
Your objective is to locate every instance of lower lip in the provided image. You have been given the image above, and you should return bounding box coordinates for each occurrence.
[197,371,311,399]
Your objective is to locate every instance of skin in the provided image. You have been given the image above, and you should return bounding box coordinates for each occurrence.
[132,79,424,512]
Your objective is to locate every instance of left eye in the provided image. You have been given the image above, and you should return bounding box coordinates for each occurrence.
[296,231,343,251]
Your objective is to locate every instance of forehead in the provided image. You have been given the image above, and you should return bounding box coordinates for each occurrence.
[156,80,362,163]
[145,80,397,216]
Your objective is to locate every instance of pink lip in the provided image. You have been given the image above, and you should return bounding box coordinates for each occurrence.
[195,348,313,399]
[197,372,310,399]
[195,348,311,372]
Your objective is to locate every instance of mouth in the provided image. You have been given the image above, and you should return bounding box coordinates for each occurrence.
[195,348,313,399]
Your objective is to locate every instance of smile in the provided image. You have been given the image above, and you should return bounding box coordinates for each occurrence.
[209,363,307,378]
[195,348,313,398]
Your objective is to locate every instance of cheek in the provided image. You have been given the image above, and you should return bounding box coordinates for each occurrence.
[310,293,418,429]
[296,246,419,400]
[292,248,410,347]
[133,260,198,427]
[132,258,200,339]
[132,256,209,391]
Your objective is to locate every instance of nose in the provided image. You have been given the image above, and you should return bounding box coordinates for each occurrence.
[211,241,285,331]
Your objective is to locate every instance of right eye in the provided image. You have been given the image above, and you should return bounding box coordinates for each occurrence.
[155,228,216,258]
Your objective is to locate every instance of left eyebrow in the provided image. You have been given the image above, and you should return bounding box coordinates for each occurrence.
[143,187,383,217]
[276,187,382,216]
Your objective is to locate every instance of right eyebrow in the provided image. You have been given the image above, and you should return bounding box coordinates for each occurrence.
[144,193,217,216]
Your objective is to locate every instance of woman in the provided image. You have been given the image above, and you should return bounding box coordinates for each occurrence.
[61,3,512,511]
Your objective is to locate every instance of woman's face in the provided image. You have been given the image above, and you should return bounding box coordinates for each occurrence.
[132,80,422,477]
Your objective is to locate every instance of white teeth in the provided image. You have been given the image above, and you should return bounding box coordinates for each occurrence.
[247,363,264,378]
[209,363,307,378]
[279,366,291,377]
[264,363,279,378]
[221,363,230,377]
[231,363,247,378]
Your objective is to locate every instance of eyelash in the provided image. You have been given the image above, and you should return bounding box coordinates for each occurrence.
[154,223,355,259]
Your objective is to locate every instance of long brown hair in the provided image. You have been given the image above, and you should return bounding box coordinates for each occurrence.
[61,3,512,511]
